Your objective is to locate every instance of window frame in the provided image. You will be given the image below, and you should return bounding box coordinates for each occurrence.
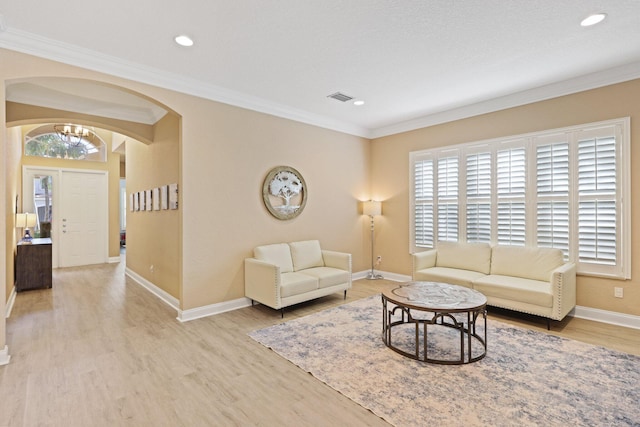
[409,117,631,279]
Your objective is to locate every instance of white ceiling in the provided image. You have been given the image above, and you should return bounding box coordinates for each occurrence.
[1,1,640,138]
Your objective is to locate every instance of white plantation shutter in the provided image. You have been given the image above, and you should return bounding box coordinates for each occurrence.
[497,202,525,245]
[537,202,569,254]
[578,201,616,264]
[413,157,434,248]
[466,152,491,242]
[467,203,491,242]
[497,147,526,246]
[536,142,570,257]
[437,156,459,241]
[578,136,617,266]
[409,118,629,278]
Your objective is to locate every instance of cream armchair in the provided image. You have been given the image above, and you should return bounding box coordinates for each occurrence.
[245,240,352,316]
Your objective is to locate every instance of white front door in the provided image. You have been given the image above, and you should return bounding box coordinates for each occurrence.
[59,170,108,267]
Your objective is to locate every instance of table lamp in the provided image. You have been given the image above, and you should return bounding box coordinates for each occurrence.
[16,212,38,242]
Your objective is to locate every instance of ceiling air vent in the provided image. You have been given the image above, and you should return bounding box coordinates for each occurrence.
[327,92,354,102]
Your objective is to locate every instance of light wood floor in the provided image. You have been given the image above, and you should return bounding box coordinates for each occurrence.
[2,259,638,426]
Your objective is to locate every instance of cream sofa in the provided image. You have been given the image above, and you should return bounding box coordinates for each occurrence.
[412,241,576,327]
[245,240,352,315]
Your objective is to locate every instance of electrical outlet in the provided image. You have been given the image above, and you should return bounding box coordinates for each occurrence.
[150,264,155,273]
[376,255,382,264]
[614,287,623,298]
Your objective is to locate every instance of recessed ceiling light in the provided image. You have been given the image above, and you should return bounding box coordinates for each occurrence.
[174,35,194,47]
[353,100,365,106]
[581,13,606,27]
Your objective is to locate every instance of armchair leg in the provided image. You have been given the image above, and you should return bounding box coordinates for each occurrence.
[547,318,550,330]
[344,290,347,300]
[281,308,284,319]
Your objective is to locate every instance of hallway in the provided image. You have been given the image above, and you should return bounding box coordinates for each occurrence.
[1,261,389,426]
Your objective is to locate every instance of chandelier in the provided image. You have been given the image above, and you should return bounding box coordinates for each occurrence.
[53,124,94,145]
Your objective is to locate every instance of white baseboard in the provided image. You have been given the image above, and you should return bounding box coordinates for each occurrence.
[5,287,16,318]
[572,305,640,330]
[108,256,121,264]
[125,268,180,312]
[353,270,410,282]
[0,345,10,365]
[177,297,253,322]
[125,267,640,330]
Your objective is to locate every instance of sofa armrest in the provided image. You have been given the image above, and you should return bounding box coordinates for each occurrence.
[244,258,281,309]
[322,250,352,273]
[550,262,576,320]
[412,250,437,278]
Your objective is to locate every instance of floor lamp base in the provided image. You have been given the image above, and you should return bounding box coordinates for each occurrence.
[366,271,384,280]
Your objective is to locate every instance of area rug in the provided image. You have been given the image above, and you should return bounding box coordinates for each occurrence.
[249,295,640,427]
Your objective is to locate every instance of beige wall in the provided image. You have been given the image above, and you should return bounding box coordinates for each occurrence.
[1,48,372,323]
[176,98,371,309]
[126,113,181,299]
[4,127,22,301]
[371,79,640,317]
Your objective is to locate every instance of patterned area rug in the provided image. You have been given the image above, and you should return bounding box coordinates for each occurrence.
[249,295,640,427]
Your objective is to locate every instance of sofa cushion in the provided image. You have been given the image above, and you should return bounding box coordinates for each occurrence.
[280,272,318,297]
[414,267,485,289]
[254,243,293,273]
[300,267,350,289]
[490,246,563,282]
[435,241,491,274]
[472,274,553,308]
[289,240,324,271]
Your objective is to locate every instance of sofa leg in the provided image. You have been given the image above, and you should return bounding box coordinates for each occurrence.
[281,308,284,319]
[547,318,550,330]
[344,290,347,300]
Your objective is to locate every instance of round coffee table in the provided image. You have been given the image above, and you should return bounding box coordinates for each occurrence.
[381,281,487,364]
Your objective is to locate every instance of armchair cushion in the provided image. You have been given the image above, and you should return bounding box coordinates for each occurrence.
[436,241,491,274]
[289,240,324,271]
[281,272,318,298]
[491,246,563,282]
[254,243,294,273]
[301,267,351,289]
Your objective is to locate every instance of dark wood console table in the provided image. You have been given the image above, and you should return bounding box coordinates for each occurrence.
[16,238,52,292]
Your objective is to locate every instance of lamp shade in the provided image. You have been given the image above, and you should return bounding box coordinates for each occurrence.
[26,213,38,228]
[15,213,27,228]
[363,200,382,217]
[16,213,37,228]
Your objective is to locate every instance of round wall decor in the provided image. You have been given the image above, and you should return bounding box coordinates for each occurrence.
[262,166,307,220]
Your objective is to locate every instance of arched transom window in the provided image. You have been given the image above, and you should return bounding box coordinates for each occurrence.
[24,124,107,162]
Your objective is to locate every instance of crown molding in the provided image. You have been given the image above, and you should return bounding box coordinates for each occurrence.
[0,28,371,138]
[2,27,639,140]
[370,60,640,138]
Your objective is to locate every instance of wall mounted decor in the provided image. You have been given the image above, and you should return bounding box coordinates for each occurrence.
[262,166,307,220]
[140,191,146,211]
[169,183,178,209]
[153,188,160,211]
[145,190,152,211]
[161,185,169,210]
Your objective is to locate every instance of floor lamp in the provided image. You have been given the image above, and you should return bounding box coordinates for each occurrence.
[364,200,383,280]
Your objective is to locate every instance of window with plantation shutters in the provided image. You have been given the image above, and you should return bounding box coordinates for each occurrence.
[466,152,491,242]
[497,146,526,246]
[536,140,570,257]
[437,156,459,241]
[577,134,617,268]
[410,117,629,279]
[412,157,434,248]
